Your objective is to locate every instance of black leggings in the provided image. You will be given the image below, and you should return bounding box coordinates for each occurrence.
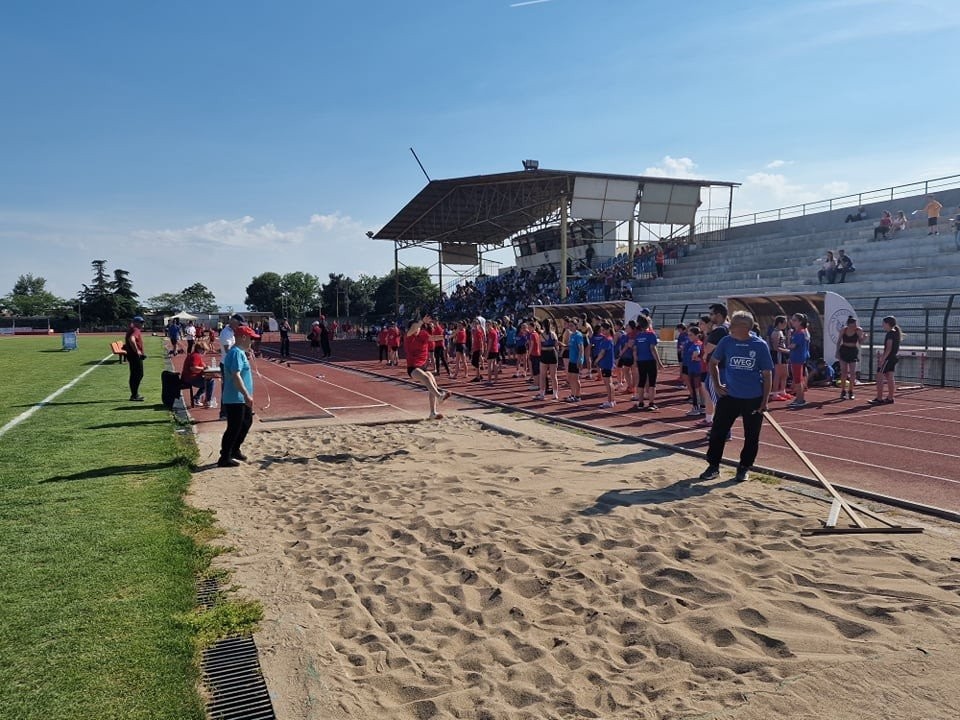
[434,346,449,374]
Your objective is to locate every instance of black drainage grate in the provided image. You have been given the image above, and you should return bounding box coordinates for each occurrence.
[197,579,276,720]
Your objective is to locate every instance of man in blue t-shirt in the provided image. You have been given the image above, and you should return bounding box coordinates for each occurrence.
[699,310,773,483]
[219,324,259,468]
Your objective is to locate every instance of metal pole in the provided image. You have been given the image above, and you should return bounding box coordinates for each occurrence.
[627,217,635,270]
[438,246,443,297]
[941,294,955,388]
[560,195,569,300]
[394,244,400,317]
[727,186,734,230]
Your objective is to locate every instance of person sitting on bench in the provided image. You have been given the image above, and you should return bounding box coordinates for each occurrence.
[180,339,216,408]
[836,249,855,282]
[845,206,867,223]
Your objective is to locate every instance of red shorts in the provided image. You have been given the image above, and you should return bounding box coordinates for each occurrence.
[790,362,806,385]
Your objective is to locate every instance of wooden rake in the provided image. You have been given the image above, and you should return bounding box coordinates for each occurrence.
[762,411,923,536]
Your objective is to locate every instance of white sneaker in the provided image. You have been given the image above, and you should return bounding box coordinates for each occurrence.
[600,401,615,409]
[206,400,218,409]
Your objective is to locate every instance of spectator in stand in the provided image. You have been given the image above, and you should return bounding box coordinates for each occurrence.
[953,211,960,251]
[787,313,811,409]
[892,210,909,234]
[873,211,893,241]
[869,315,902,405]
[817,251,837,284]
[655,246,665,278]
[836,249,856,283]
[920,195,943,235]
[845,206,867,223]
[836,315,864,400]
[768,315,792,401]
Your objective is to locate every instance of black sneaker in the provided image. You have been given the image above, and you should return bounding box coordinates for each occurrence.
[217,457,240,468]
[867,398,884,406]
[646,403,659,411]
[734,466,750,482]
[699,465,720,481]
[883,398,895,404]
[232,451,248,462]
[130,395,145,402]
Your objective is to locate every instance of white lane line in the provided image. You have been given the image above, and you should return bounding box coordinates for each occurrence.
[779,448,960,485]
[257,374,334,417]
[759,424,957,459]
[808,416,960,440]
[259,350,415,414]
[0,353,114,439]
[325,404,390,411]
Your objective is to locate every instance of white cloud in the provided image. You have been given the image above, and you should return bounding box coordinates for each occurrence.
[765,159,792,169]
[644,156,698,178]
[821,181,850,197]
[134,212,364,250]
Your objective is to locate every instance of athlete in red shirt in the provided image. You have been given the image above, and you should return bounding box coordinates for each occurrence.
[405,315,449,419]
[385,323,401,366]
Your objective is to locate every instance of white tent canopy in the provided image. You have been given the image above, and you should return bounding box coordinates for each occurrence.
[164,311,198,324]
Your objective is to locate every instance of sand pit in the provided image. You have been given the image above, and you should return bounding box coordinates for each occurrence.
[190,411,960,720]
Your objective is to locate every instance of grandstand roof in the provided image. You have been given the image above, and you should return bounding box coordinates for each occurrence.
[372,169,738,250]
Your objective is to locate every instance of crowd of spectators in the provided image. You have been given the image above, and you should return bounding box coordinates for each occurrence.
[437,265,561,319]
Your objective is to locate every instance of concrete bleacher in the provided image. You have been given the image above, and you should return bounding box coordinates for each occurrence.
[630,193,960,307]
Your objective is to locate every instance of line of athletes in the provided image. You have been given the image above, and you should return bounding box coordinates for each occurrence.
[378,304,813,421]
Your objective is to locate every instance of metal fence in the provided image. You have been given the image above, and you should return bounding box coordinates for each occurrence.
[729,173,960,228]
[648,293,960,388]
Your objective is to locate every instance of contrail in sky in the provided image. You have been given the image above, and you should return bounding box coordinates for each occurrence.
[510,0,553,7]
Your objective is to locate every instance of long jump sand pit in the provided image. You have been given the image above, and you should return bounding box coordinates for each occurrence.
[190,412,960,720]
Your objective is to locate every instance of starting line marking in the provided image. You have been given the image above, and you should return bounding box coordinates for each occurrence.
[0,353,114,440]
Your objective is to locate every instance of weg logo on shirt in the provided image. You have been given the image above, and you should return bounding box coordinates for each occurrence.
[729,355,756,370]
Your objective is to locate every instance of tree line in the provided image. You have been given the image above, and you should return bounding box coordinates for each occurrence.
[2,261,443,327]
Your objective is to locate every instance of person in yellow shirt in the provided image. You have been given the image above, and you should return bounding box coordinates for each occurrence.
[920,195,943,235]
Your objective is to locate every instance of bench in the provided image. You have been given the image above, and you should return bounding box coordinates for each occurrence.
[111,341,127,363]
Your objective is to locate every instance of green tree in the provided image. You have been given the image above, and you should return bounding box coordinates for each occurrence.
[320,273,352,319]
[280,272,321,318]
[3,274,67,316]
[111,269,139,320]
[79,260,121,325]
[180,283,218,313]
[372,267,439,319]
[349,274,378,321]
[145,293,184,314]
[244,272,283,314]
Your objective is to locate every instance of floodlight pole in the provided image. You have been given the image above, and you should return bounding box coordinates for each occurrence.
[627,215,635,269]
[560,194,569,300]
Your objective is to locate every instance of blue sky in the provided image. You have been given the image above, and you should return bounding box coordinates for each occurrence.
[2,0,958,309]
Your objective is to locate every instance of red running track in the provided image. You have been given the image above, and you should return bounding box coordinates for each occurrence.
[177,339,960,517]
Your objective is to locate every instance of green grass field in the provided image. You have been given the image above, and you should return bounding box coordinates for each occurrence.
[0,334,206,720]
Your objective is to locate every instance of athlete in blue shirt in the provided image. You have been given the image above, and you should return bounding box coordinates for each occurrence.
[594,324,616,408]
[565,321,586,402]
[699,311,773,482]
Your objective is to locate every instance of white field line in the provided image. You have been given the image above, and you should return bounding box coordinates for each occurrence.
[0,353,114,440]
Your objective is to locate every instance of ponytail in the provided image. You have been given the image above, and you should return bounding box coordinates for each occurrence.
[882,315,903,343]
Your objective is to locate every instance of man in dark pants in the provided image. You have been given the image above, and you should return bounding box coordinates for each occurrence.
[124,315,146,401]
[699,310,773,482]
[218,324,259,467]
[279,318,291,358]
